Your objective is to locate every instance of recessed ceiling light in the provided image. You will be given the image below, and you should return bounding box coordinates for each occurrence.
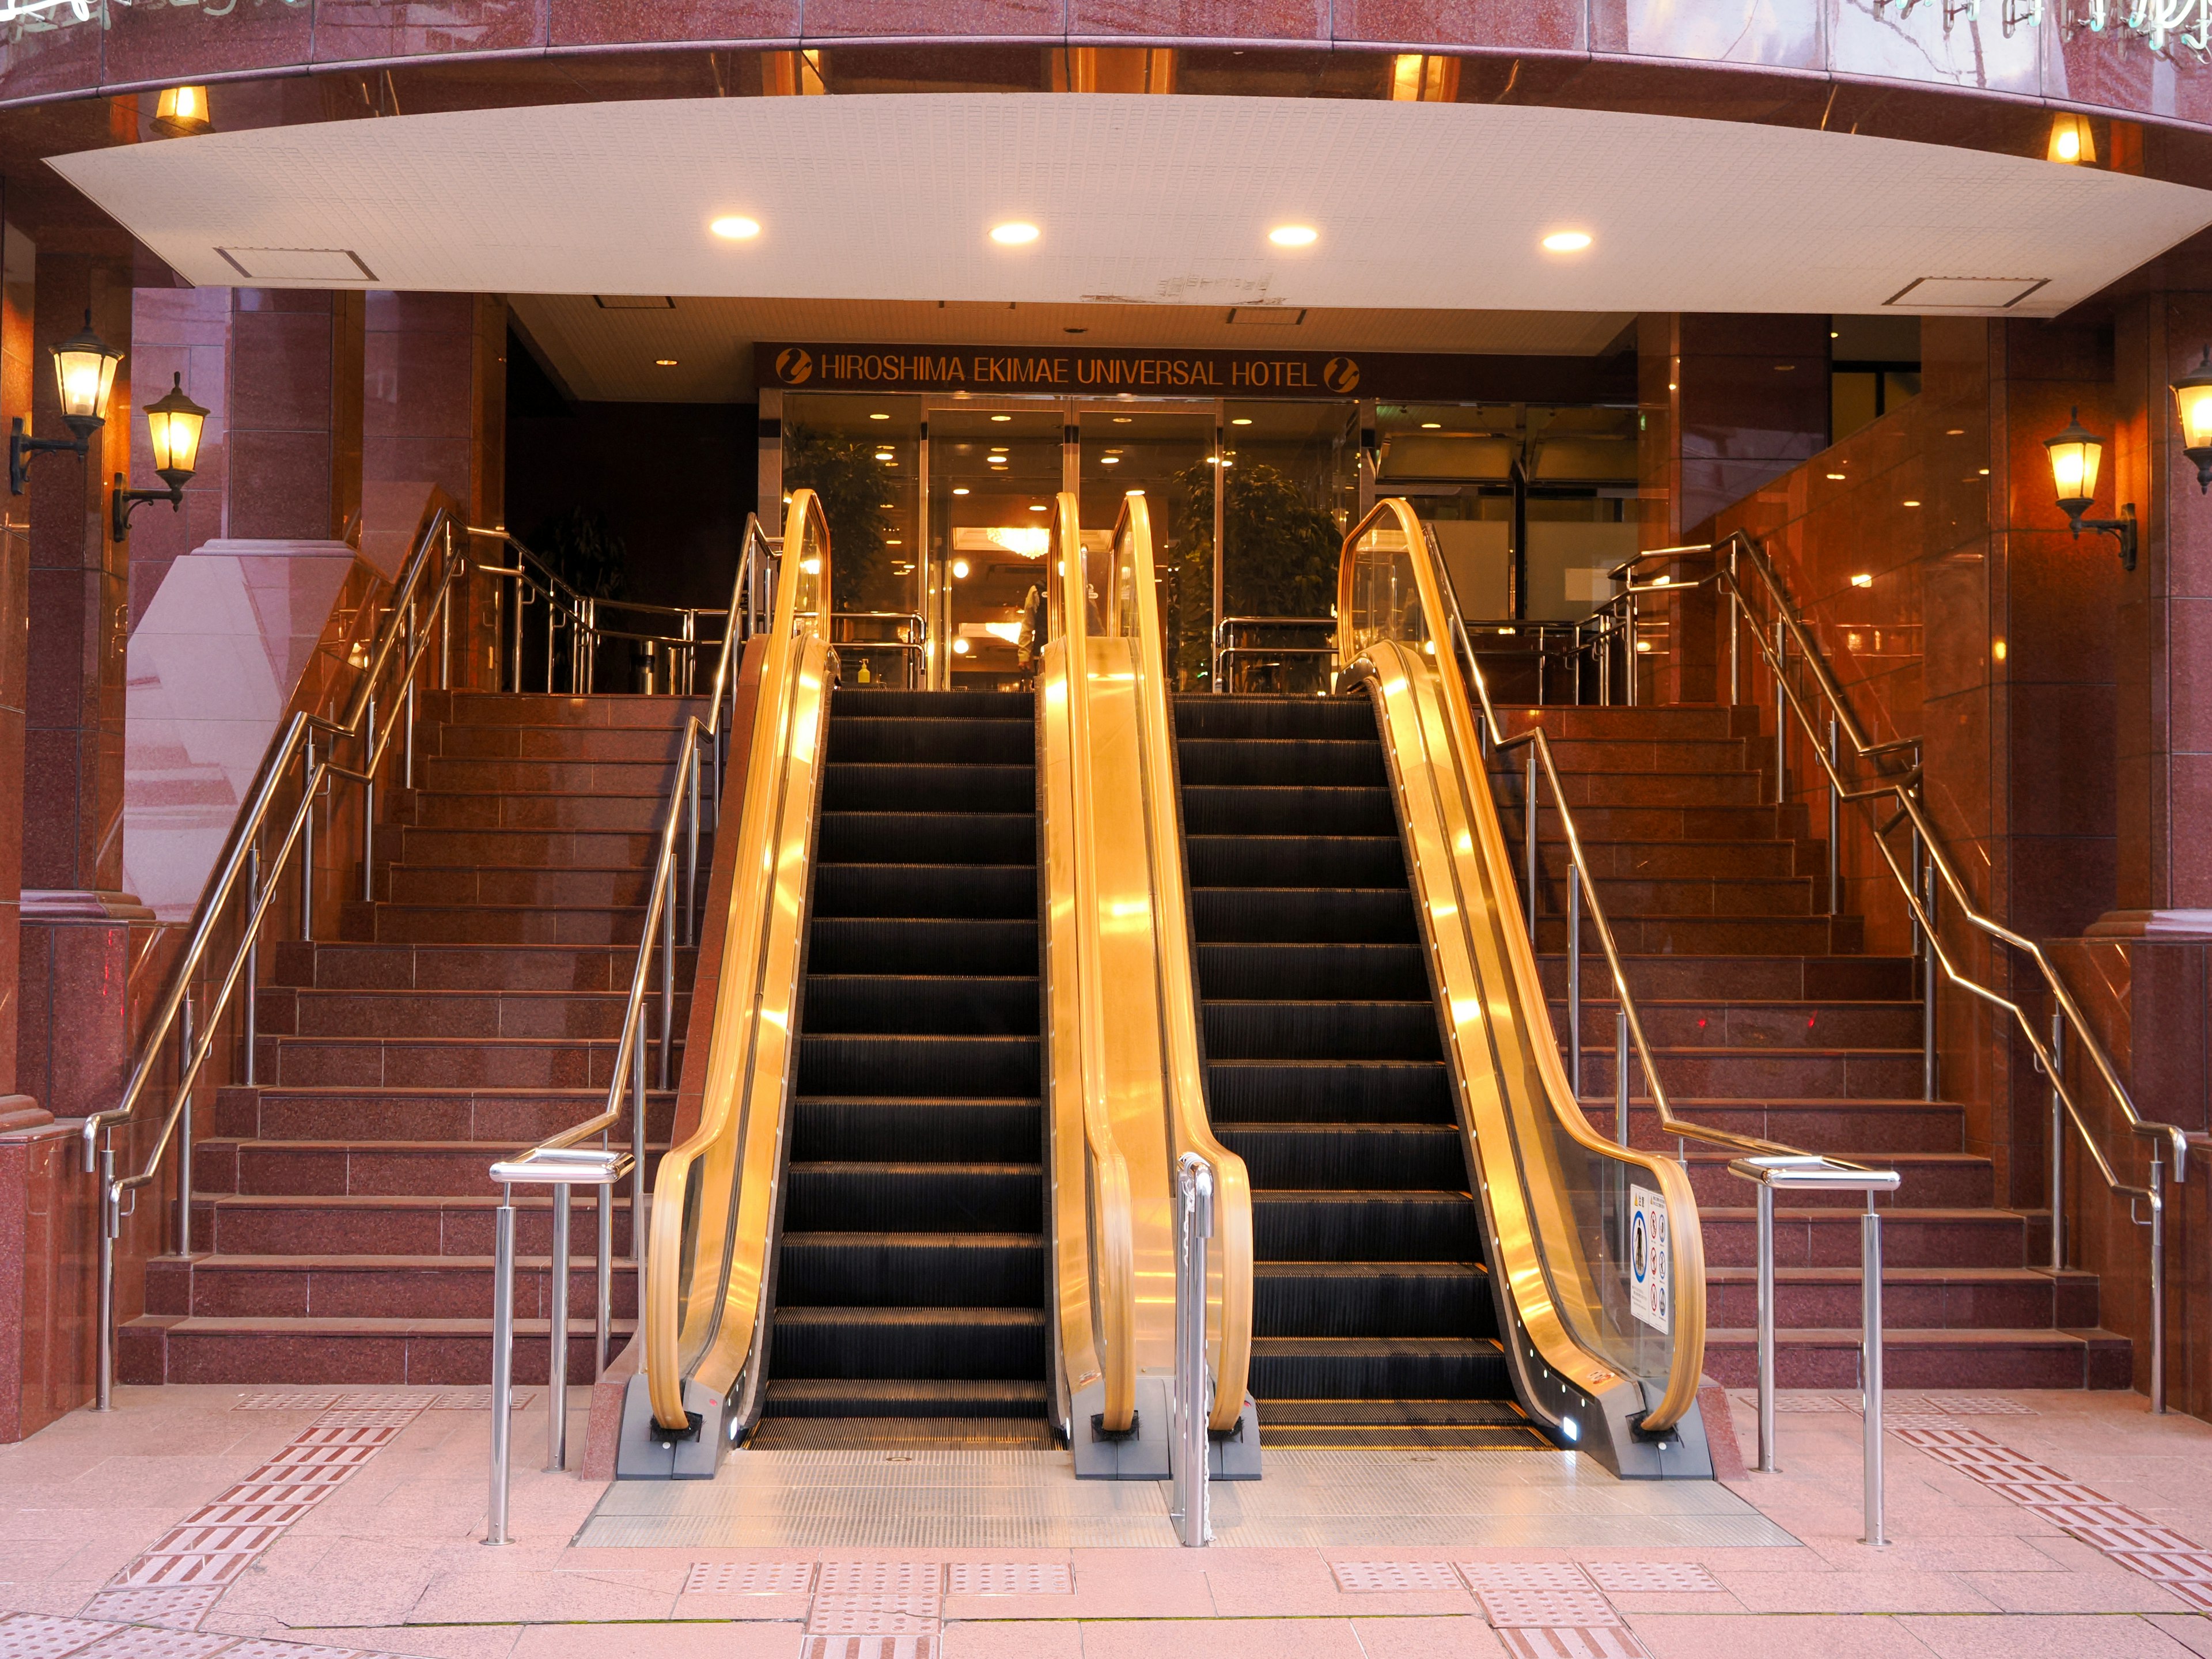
[1113,416,1133,423]
[1100,456,1121,465]
[952,487,971,495]
[1232,418,1253,426]
[1421,422,1442,429]
[1541,230,1593,253]
[1029,503,1048,511]
[1946,428,1965,436]
[953,637,972,654]
[1269,225,1318,247]
[991,414,1013,422]
[709,216,760,240]
[870,412,890,421]
[1851,573,1874,588]
[952,559,971,578]
[654,358,677,366]
[874,450,894,461]
[1903,498,1922,507]
[990,222,1039,245]
[1826,472,1847,480]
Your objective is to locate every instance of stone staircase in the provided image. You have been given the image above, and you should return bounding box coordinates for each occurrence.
[122,691,699,1385]
[1499,702,2126,1391]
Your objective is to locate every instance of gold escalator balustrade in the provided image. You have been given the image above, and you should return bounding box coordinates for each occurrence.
[1336,498,1709,1461]
[637,489,834,1458]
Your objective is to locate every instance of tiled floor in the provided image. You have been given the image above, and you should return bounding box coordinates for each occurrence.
[9,1387,2212,1658]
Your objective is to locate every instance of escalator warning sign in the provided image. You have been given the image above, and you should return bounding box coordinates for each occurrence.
[1629,1184,1670,1334]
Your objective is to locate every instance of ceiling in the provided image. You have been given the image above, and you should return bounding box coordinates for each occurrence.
[48,92,2212,396]
[507,295,1636,403]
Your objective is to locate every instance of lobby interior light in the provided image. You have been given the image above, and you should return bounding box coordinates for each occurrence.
[2172,344,2212,493]
[2044,407,2137,570]
[1541,230,1594,252]
[152,85,212,138]
[1268,225,1318,247]
[952,559,971,578]
[709,215,760,239]
[2047,112,2096,166]
[9,311,122,494]
[990,222,1039,245]
[111,372,211,541]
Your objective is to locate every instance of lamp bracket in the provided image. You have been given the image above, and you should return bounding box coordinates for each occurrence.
[109,472,184,543]
[2069,501,2139,571]
[9,416,89,495]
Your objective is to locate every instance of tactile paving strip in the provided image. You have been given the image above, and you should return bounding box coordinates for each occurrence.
[804,1597,940,1635]
[1497,1629,1649,1659]
[76,1591,222,1631]
[944,1562,1074,1594]
[1331,1560,1463,1593]
[1581,1562,1722,1593]
[0,1616,128,1659]
[1460,1563,1598,1594]
[1475,1588,1623,1628]
[798,1638,936,1659]
[816,1561,942,1596]
[683,1561,817,1595]
[71,1630,241,1659]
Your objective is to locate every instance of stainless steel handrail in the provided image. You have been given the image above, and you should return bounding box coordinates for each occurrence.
[483,512,781,1387]
[1700,527,2179,1410]
[82,506,468,1410]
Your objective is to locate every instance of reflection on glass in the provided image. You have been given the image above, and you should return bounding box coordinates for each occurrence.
[782,392,922,686]
[930,404,1062,690]
[1215,402,1358,693]
[1079,404,1212,689]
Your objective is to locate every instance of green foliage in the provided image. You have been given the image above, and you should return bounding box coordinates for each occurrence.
[542,505,627,601]
[1160,459,1341,690]
[782,423,895,613]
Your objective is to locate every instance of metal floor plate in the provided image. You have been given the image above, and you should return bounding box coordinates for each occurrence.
[577,1448,1797,1550]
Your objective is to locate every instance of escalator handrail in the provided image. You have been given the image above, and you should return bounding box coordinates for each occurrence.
[1106,493,1253,1435]
[1045,490,1139,1436]
[1336,498,1707,1435]
[641,488,832,1434]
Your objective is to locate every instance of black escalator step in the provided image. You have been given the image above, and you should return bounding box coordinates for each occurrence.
[812,863,1037,921]
[819,812,1035,865]
[792,1097,1040,1162]
[1176,738,1387,789]
[760,1378,1051,1421]
[769,1305,1048,1381]
[1220,1123,1467,1192]
[748,1416,1056,1448]
[1249,1335,1511,1402]
[779,1232,1045,1308]
[1207,1060,1454,1125]
[1203,999,1440,1062]
[1191,886,1417,945]
[785,1161,1045,1233]
[1187,835,1407,890]
[827,714,1036,766]
[807,918,1038,976]
[803,975,1039,1036]
[1180,785,1397,838]
[1196,943,1431,1002]
[798,1034,1039,1097]
[823,763,1033,814]
[843,690,1032,722]
[1252,1190,1479,1262]
[1257,1397,1529,1426]
[1254,1423,1546,1448]
[1253,1260,1491,1339]
[1175,696,1377,743]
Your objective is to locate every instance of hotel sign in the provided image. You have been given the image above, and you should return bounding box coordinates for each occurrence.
[759,342,1635,403]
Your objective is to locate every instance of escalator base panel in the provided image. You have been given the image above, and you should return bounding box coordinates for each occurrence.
[1257,1425,1552,1449]
[747,1417,1062,1451]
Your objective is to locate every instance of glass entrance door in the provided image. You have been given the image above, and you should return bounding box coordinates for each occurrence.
[926,404,1064,690]
[1077,403,1214,690]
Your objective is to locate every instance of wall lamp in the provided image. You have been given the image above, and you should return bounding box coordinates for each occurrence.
[7,312,122,494]
[111,373,210,541]
[2173,345,2212,494]
[2045,408,2137,571]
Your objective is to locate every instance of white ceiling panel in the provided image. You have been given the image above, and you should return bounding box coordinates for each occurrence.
[49,93,2212,331]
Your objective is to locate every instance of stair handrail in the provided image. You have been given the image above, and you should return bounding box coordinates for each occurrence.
[488,512,782,1383]
[1341,498,1721,1437]
[1700,527,2175,1410]
[1105,491,1253,1435]
[1043,490,1141,1437]
[80,503,468,1410]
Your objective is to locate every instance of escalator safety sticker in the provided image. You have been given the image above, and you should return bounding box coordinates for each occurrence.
[1628,1185,1669,1334]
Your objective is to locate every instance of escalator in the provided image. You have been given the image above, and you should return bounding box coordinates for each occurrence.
[1177,694,1537,1448]
[759,689,1050,1444]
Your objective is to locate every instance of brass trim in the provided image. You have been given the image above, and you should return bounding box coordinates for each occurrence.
[642,490,833,1433]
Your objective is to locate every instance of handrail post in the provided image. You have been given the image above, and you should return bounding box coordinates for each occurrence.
[1755,1180,1777,1471]
[402,605,416,789]
[683,741,700,948]
[1773,618,1787,804]
[301,736,316,940]
[1615,1005,1630,1146]
[547,1183,570,1472]
[361,697,377,904]
[176,995,194,1256]
[243,844,260,1087]
[1728,550,1741,705]
[1173,1153,1214,1548]
[1567,876,1583,1099]
[1524,749,1539,933]
[1826,715,1840,916]
[657,882,676,1093]
[2050,1012,2065,1272]
[2150,1157,2167,1415]
[96,1143,115,1412]
[1625,590,1638,707]
[631,1010,649,1265]
[486,1190,515,1544]
[1922,854,1939,1102]
[1861,1200,1887,1547]
[596,1164,615,1380]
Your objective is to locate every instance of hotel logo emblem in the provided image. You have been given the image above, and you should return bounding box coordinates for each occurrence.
[1321,355,1360,394]
[775,347,815,385]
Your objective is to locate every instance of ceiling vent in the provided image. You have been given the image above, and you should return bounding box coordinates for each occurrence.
[594,296,676,309]
[1884,276,2050,309]
[1226,306,1307,326]
[215,247,377,282]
